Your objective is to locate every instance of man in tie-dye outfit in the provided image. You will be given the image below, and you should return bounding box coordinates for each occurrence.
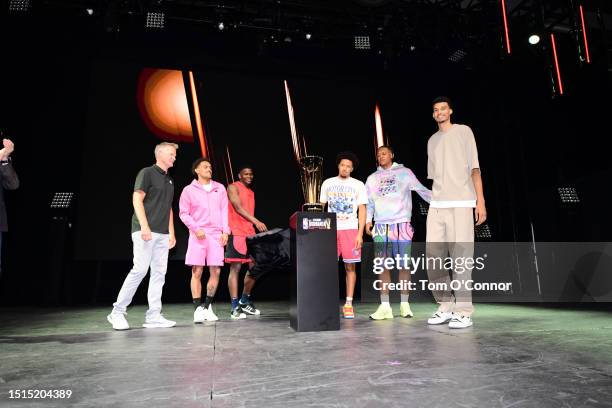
[365,146,432,320]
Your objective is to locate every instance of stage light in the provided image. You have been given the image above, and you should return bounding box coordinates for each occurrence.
[306,33,312,40]
[418,202,429,217]
[558,187,579,204]
[579,5,591,63]
[86,8,94,16]
[9,0,30,12]
[188,71,209,157]
[475,223,492,240]
[448,49,467,63]
[354,36,371,50]
[550,33,564,95]
[501,0,511,54]
[50,192,75,209]
[528,34,540,45]
[218,22,225,31]
[146,12,165,29]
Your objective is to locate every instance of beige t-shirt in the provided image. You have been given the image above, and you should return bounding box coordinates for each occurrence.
[427,124,480,208]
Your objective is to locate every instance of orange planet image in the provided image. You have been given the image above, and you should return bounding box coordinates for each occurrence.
[136,68,194,143]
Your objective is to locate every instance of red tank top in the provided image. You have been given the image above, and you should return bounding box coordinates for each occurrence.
[228,181,256,236]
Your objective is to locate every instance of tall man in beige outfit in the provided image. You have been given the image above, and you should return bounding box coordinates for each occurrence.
[425,96,487,329]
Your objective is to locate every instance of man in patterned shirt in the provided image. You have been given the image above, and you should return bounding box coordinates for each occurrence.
[320,152,368,319]
[365,146,432,320]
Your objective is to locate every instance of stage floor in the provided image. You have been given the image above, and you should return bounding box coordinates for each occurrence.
[1,302,611,408]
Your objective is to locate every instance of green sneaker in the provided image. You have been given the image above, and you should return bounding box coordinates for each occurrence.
[369,304,393,320]
[399,302,414,318]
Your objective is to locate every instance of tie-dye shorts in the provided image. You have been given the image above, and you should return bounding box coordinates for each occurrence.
[372,222,413,259]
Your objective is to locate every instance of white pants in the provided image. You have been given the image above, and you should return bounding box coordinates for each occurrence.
[426,208,475,316]
[112,232,170,319]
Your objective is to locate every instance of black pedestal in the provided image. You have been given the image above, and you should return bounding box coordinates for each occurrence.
[290,212,340,332]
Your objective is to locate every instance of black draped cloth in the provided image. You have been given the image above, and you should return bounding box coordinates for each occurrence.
[246,228,290,278]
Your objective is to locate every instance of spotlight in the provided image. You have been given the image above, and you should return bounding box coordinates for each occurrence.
[50,192,75,209]
[86,8,94,16]
[146,12,165,29]
[448,49,467,63]
[528,34,540,45]
[418,202,429,217]
[284,36,292,43]
[558,187,580,204]
[475,223,492,240]
[218,22,225,31]
[354,35,371,50]
[9,0,30,12]
[305,33,312,40]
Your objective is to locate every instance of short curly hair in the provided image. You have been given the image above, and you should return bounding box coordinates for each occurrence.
[432,96,453,109]
[336,151,359,170]
[191,157,211,177]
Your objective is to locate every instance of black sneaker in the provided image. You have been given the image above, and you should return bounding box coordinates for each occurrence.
[240,302,261,315]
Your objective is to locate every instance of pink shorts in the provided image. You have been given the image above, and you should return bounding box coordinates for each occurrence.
[185,233,224,267]
[337,229,361,263]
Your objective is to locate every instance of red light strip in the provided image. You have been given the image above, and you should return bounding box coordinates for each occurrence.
[550,34,564,95]
[226,146,235,182]
[501,0,511,54]
[579,5,591,63]
[374,103,384,148]
[189,71,208,157]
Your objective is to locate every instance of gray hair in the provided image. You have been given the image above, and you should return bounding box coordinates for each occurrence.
[154,142,178,157]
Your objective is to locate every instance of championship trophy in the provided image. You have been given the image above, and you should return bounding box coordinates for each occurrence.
[298,155,324,212]
[291,154,340,332]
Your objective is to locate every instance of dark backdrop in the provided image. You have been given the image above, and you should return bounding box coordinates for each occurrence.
[2,11,611,306]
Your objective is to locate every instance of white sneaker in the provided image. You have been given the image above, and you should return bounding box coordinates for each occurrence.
[193,306,205,323]
[231,308,247,319]
[448,315,473,329]
[202,305,219,321]
[427,311,453,325]
[143,314,176,328]
[107,312,129,330]
[239,302,261,316]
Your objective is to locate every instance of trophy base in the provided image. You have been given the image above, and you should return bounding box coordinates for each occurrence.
[302,203,324,212]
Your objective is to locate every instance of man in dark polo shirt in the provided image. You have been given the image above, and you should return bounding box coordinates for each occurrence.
[107,142,178,330]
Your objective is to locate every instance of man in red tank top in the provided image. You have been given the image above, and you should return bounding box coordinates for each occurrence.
[225,165,268,317]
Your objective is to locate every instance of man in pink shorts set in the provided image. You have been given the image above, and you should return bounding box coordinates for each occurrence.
[179,157,230,323]
[320,152,368,319]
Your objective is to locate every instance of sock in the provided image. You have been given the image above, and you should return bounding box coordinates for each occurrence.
[380,294,390,305]
[193,298,201,310]
[345,297,353,306]
[231,297,239,310]
[204,295,214,309]
[400,294,409,303]
[239,293,250,304]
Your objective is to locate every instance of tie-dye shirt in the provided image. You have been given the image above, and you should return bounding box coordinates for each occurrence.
[365,162,432,225]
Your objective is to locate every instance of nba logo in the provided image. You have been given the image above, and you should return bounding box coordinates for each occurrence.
[302,218,309,230]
